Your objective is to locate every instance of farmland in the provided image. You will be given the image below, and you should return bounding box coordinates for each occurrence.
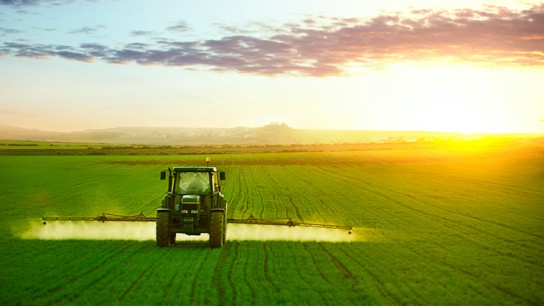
[0,138,543,305]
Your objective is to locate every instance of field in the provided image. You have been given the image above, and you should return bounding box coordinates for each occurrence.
[0,138,543,305]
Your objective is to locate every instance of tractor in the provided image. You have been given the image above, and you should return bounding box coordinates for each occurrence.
[157,166,227,248]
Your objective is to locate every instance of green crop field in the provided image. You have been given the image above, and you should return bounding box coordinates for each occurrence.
[0,139,543,305]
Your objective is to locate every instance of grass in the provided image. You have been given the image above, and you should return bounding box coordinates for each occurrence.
[0,138,542,305]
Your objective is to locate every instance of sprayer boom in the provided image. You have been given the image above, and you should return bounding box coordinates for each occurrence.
[42,212,156,224]
[42,213,352,231]
[227,214,352,230]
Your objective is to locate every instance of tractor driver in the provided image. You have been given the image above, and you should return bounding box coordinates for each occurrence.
[180,172,210,194]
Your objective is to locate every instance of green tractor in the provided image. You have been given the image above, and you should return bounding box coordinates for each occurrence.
[157,166,227,248]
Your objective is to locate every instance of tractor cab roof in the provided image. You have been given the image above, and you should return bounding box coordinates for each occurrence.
[172,166,217,173]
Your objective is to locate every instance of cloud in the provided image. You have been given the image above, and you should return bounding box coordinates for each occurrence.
[2,5,543,76]
[68,25,104,35]
[167,21,190,33]
[0,0,97,6]
[0,27,22,35]
[1,42,92,61]
[131,30,155,37]
[0,0,40,5]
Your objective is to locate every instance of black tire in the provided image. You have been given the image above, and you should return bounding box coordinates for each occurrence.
[223,201,228,242]
[209,211,225,248]
[156,209,171,247]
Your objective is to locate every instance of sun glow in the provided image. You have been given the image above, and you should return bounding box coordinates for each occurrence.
[371,63,515,134]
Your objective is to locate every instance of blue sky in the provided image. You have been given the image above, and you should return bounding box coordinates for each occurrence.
[1,0,543,133]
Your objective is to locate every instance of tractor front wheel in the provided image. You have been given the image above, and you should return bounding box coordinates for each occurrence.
[156,209,171,247]
[209,211,225,248]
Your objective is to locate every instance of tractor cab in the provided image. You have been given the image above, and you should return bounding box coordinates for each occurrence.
[177,171,212,194]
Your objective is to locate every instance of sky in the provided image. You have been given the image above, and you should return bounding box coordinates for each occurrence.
[1,0,543,134]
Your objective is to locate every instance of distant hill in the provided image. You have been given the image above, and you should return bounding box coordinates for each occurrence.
[0,124,514,145]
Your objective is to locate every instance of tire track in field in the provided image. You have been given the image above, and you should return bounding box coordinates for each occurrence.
[255,166,277,218]
[316,243,355,283]
[439,260,535,305]
[229,242,241,304]
[399,189,544,242]
[118,270,147,301]
[366,182,544,257]
[239,243,257,305]
[212,242,238,304]
[83,243,165,303]
[288,195,304,222]
[303,165,389,222]
[311,166,542,301]
[154,247,217,303]
[321,165,544,300]
[319,243,403,305]
[239,166,252,218]
[394,166,544,239]
[284,167,317,222]
[266,165,333,223]
[292,245,327,303]
[366,181,543,258]
[30,241,140,304]
[353,243,432,305]
[306,165,414,230]
[212,247,229,302]
[290,169,329,223]
[302,243,335,287]
[262,242,280,293]
[125,248,173,300]
[188,249,216,304]
[321,242,427,304]
[240,166,266,219]
[163,273,177,300]
[360,165,543,240]
[339,243,432,305]
[447,161,544,195]
[399,239,536,305]
[228,166,259,219]
[320,165,544,255]
[303,242,360,304]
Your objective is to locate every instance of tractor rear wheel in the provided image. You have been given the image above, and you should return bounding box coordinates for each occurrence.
[156,209,171,247]
[209,211,225,248]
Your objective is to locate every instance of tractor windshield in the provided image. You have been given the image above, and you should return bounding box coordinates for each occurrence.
[177,172,211,194]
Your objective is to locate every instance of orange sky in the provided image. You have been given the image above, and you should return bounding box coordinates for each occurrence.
[0,1,543,133]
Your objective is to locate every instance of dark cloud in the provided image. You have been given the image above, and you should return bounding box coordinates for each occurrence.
[2,6,543,76]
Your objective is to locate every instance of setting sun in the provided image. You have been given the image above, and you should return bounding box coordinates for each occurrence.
[358,63,537,134]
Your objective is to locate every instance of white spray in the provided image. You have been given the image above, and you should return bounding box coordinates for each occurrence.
[19,220,374,242]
